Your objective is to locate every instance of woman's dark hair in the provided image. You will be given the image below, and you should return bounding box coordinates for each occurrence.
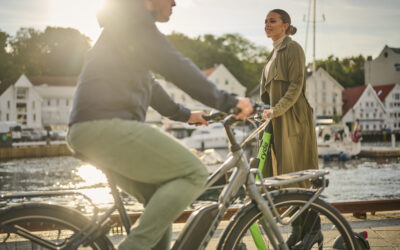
[270,9,297,35]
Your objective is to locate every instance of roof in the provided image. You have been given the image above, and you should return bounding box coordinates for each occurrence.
[0,75,78,96]
[342,85,367,116]
[373,84,396,102]
[0,76,19,96]
[202,67,216,77]
[28,76,78,87]
[390,47,400,54]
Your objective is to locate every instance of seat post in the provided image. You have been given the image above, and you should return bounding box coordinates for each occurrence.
[104,170,132,234]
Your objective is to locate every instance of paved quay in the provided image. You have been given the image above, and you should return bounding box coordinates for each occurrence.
[108,211,400,249]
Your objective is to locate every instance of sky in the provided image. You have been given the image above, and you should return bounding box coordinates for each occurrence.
[0,0,399,64]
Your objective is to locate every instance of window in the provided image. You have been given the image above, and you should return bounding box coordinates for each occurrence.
[366,113,369,118]
[371,102,374,107]
[395,93,400,100]
[56,99,60,106]
[332,93,337,103]
[366,102,369,107]
[225,79,229,85]
[7,101,10,109]
[16,88,27,99]
[373,124,376,130]
[66,99,69,106]
[373,113,376,118]
[32,101,35,109]
[360,113,363,118]
[6,113,9,121]
[322,93,326,103]
[33,114,36,121]
[322,81,326,89]
[366,124,369,130]
[16,103,27,113]
[48,99,51,106]
[215,78,219,84]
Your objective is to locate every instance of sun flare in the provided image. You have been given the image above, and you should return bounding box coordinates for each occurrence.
[49,0,106,42]
[76,164,107,186]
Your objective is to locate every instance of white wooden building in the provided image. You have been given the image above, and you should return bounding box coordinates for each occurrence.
[365,45,400,86]
[342,84,388,131]
[306,68,344,118]
[0,74,76,129]
[146,64,246,123]
[373,83,400,132]
[0,75,43,128]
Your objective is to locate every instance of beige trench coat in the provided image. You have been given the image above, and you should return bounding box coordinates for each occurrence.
[260,36,318,178]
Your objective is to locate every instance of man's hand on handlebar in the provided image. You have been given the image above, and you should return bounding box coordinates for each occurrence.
[188,111,209,126]
[234,97,253,121]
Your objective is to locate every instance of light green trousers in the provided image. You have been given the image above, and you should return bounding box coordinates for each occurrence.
[67,119,208,250]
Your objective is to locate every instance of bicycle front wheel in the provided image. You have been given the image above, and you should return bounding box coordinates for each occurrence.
[218,191,357,250]
[0,203,112,250]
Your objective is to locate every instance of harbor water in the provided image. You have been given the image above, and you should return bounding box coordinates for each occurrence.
[0,154,399,213]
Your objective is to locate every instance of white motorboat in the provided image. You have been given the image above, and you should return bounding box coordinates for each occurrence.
[316,124,361,159]
[180,123,247,150]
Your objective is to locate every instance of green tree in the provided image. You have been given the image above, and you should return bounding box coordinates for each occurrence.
[315,55,365,88]
[167,32,269,95]
[9,27,44,76]
[8,26,91,77]
[0,30,14,81]
[41,27,91,76]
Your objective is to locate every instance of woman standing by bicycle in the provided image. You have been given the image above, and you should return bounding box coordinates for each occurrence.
[260,9,320,249]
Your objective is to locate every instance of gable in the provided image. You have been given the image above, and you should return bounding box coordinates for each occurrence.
[319,68,344,91]
[354,84,386,112]
[14,74,33,88]
[210,64,246,90]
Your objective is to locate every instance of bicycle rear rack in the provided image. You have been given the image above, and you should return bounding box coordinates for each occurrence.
[258,169,329,188]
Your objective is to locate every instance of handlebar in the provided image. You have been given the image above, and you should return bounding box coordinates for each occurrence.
[199,103,271,152]
[202,103,270,123]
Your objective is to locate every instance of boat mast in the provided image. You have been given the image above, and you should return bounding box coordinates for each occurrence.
[312,0,317,121]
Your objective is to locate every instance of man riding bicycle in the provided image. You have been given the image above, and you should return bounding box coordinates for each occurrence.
[66,0,253,249]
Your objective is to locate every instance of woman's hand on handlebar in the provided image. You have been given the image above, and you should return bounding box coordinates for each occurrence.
[188,111,209,126]
[234,97,253,121]
[262,109,274,119]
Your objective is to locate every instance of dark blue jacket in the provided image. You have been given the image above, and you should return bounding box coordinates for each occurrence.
[69,1,237,125]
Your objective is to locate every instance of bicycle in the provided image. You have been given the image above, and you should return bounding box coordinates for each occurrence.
[0,105,363,249]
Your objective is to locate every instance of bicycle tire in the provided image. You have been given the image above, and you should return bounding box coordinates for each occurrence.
[218,191,357,250]
[0,203,113,250]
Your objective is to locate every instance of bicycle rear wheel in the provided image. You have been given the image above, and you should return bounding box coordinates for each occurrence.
[218,191,357,250]
[0,203,112,249]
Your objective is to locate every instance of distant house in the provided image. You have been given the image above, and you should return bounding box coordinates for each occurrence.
[365,45,400,86]
[342,84,387,132]
[373,83,400,132]
[305,68,344,118]
[249,67,344,121]
[0,74,76,129]
[146,64,247,123]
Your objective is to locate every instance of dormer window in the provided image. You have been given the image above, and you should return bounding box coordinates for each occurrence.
[16,88,28,99]
[384,52,388,58]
